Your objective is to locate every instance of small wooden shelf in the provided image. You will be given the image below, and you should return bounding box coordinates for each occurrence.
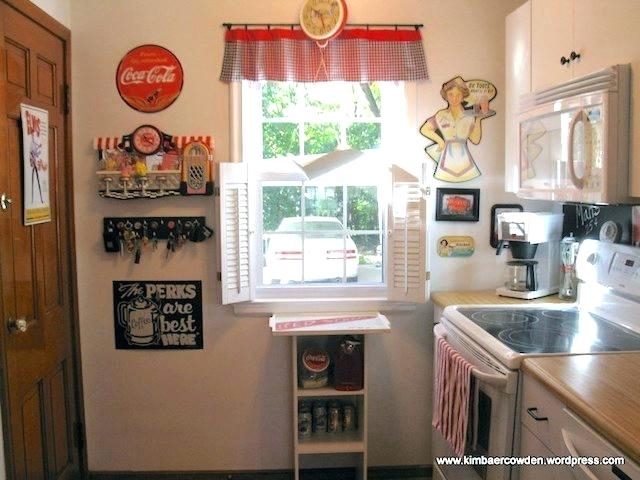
[298,432,364,454]
[297,387,364,398]
[270,312,390,480]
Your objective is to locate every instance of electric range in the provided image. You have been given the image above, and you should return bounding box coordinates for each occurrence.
[432,239,640,480]
[441,239,640,369]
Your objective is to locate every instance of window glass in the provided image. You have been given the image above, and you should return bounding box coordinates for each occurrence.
[253,81,392,290]
[261,182,381,286]
[304,122,339,155]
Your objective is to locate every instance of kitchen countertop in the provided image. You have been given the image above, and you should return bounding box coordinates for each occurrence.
[523,354,640,463]
[431,290,573,308]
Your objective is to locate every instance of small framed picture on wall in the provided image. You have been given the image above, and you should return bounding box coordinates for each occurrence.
[435,188,480,222]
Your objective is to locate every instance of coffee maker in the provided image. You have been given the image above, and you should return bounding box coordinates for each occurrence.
[495,212,563,299]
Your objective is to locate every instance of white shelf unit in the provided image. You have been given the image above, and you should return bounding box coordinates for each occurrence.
[270,312,390,480]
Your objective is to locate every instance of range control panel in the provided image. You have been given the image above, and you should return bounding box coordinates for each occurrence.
[577,239,640,298]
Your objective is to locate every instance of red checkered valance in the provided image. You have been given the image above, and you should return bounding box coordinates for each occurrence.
[220,27,429,82]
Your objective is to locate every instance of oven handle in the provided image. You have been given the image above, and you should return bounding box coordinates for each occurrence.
[434,323,509,391]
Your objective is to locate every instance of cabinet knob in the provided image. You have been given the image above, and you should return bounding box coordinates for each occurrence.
[560,56,571,65]
[570,51,581,61]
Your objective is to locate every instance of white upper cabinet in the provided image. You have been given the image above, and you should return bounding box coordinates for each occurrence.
[505,1,531,192]
[530,0,573,91]
[531,0,640,92]
[519,0,640,197]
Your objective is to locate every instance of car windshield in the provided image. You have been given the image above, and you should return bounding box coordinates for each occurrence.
[276,218,346,237]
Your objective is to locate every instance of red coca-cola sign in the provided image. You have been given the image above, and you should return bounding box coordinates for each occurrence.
[116,44,183,113]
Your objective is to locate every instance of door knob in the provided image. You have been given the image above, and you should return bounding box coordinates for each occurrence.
[1,192,12,210]
[7,317,35,333]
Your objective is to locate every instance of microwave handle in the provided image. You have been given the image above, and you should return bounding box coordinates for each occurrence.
[567,109,589,190]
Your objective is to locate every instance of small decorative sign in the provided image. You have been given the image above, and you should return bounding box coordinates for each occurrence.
[113,280,202,349]
[116,44,184,113]
[437,236,475,257]
[419,76,496,183]
[435,187,480,222]
[21,104,51,225]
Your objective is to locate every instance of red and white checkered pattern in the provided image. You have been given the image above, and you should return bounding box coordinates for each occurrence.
[220,27,429,82]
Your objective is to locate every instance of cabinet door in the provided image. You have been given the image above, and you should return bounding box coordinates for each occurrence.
[505,1,531,192]
[531,0,573,91]
[573,0,640,79]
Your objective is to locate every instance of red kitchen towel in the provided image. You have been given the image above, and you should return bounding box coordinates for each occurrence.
[432,336,474,457]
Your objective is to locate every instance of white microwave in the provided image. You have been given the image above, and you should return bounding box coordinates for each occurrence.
[513,64,634,204]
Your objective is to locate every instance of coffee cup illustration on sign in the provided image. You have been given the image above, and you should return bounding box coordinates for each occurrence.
[118,296,161,346]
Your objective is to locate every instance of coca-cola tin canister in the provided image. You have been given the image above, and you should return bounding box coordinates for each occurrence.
[299,346,330,389]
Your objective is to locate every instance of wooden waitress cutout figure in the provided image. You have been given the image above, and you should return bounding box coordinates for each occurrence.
[420,76,496,183]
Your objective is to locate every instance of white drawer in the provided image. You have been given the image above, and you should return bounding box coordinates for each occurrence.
[518,424,572,480]
[557,407,640,480]
[521,373,566,453]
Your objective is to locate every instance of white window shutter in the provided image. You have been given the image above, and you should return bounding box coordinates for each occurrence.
[387,165,427,303]
[219,162,253,304]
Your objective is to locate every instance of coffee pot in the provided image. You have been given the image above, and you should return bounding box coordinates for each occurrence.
[495,212,563,299]
[505,260,537,292]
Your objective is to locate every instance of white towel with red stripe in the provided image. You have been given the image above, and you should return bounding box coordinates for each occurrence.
[432,336,474,457]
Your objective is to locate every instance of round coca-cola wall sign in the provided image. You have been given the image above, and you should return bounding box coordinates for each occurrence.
[116,44,183,113]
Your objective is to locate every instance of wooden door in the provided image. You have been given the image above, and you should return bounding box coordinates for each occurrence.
[0,1,83,479]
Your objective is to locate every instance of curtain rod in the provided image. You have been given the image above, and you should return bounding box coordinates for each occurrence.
[222,22,423,30]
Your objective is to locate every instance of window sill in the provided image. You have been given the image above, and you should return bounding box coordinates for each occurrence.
[232,297,417,316]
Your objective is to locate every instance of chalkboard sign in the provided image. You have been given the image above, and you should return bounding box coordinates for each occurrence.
[113,280,203,349]
[562,204,633,245]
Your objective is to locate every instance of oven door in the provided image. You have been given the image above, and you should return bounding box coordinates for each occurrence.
[433,322,520,480]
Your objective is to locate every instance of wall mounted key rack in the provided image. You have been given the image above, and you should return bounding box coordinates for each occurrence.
[103,216,213,263]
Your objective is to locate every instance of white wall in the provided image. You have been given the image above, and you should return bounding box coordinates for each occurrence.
[28,0,70,27]
[69,0,524,472]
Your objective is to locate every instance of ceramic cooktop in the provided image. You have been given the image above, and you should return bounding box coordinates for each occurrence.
[455,307,640,354]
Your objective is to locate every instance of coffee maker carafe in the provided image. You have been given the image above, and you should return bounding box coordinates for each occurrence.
[495,212,563,299]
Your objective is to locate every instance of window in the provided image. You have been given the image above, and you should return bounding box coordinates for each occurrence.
[219,81,427,306]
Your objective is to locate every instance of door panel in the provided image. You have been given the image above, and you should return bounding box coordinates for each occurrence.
[21,384,46,480]
[0,2,81,479]
[49,364,71,475]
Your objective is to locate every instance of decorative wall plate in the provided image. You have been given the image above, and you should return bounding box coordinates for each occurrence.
[116,44,184,113]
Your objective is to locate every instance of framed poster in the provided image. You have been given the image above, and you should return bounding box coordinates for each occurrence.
[435,188,480,222]
[113,280,203,349]
[21,104,51,225]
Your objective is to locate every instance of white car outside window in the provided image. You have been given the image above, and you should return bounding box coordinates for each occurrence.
[264,216,358,284]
